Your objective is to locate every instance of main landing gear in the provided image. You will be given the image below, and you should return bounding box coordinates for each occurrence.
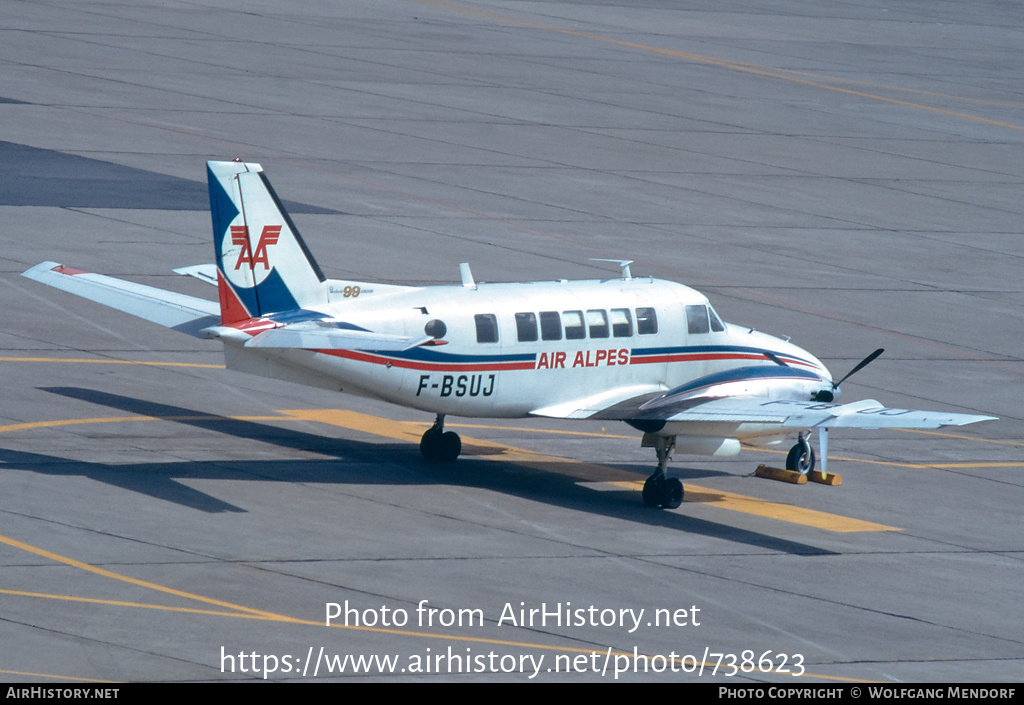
[642,435,684,509]
[420,414,462,462]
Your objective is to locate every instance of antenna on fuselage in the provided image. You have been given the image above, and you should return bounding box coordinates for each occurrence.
[459,262,477,289]
[591,259,633,280]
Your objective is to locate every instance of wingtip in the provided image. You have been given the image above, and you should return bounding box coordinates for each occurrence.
[22,260,77,280]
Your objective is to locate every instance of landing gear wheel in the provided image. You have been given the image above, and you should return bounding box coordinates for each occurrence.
[419,427,440,459]
[786,438,816,475]
[419,417,462,462]
[642,475,684,509]
[642,476,664,507]
[436,431,461,462]
[663,478,684,509]
[642,435,681,509]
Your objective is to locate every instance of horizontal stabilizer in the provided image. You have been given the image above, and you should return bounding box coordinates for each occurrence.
[22,261,219,337]
[174,264,219,286]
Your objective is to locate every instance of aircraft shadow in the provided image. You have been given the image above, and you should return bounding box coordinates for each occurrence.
[0,140,340,213]
[18,387,835,555]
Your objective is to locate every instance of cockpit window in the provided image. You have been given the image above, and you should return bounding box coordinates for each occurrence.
[686,305,710,335]
[708,305,725,332]
[636,307,658,335]
[474,313,498,343]
[515,312,538,342]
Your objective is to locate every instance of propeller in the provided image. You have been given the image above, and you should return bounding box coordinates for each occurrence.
[813,348,884,402]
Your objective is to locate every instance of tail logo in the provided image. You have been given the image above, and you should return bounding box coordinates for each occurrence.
[223,224,282,287]
[231,225,281,271]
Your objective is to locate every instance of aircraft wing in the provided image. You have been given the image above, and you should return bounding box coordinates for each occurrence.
[22,261,220,337]
[530,384,667,419]
[538,386,994,430]
[654,397,996,429]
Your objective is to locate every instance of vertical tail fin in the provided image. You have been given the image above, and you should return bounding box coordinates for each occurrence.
[207,161,327,323]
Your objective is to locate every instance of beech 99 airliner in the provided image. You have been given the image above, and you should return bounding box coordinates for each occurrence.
[22,161,995,509]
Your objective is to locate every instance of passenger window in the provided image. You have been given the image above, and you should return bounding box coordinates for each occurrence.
[540,311,562,341]
[636,307,658,335]
[610,308,632,337]
[587,309,609,338]
[515,312,538,342]
[686,305,710,335]
[563,310,585,340]
[474,313,498,343]
[708,305,725,332]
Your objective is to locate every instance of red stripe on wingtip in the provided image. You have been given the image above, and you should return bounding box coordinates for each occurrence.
[53,265,89,276]
[225,317,278,335]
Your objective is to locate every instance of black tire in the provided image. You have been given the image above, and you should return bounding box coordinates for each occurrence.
[663,478,684,509]
[437,431,462,462]
[421,428,461,462]
[786,441,816,475]
[420,427,442,460]
[642,476,663,507]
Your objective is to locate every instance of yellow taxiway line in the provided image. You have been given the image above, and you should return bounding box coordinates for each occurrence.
[0,532,865,683]
[0,407,900,531]
[282,409,900,532]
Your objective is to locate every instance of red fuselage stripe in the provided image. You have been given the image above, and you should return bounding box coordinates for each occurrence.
[320,348,535,372]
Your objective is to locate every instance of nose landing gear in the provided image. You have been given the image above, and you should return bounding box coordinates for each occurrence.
[785,432,815,475]
[642,435,684,509]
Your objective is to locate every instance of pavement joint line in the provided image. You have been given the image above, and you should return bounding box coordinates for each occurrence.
[418,0,1024,132]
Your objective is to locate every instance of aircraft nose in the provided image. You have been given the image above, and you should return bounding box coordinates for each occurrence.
[815,358,834,386]
[791,346,836,400]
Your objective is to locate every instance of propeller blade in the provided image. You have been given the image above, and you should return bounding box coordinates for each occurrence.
[833,348,884,389]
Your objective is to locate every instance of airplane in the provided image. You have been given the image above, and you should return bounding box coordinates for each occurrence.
[22,160,996,509]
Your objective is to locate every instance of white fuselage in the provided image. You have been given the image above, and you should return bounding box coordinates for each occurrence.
[221,276,833,445]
